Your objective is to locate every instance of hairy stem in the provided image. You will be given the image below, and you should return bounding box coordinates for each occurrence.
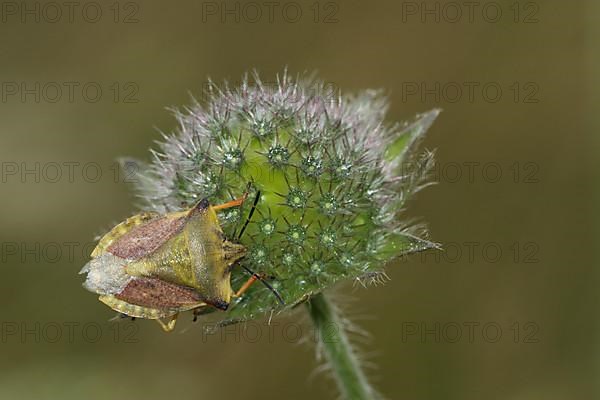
[306,293,378,400]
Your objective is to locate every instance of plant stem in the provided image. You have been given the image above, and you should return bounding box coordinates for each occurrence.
[306,293,377,400]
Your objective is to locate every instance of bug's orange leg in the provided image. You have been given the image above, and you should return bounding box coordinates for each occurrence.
[234,264,285,305]
[233,274,263,298]
[156,313,179,332]
[212,192,249,212]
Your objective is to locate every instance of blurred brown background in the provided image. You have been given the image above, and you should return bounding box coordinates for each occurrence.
[0,0,596,399]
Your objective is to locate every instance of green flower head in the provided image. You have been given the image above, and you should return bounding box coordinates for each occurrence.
[127,71,440,325]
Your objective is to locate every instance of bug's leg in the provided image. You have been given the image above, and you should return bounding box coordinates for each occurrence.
[235,265,285,305]
[192,305,213,322]
[233,273,264,298]
[212,192,249,211]
[232,270,285,306]
[156,313,178,332]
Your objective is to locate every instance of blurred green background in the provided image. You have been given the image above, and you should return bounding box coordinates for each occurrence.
[0,0,596,399]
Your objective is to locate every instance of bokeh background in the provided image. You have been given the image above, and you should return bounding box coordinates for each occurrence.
[0,0,597,399]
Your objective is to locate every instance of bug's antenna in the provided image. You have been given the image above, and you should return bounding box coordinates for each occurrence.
[240,264,285,305]
[237,189,261,240]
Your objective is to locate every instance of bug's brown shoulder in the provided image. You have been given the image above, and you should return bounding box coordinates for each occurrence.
[105,200,215,261]
[106,210,195,261]
[91,211,160,258]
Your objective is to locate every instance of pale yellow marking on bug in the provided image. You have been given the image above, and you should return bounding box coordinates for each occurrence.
[99,295,208,332]
[99,294,172,319]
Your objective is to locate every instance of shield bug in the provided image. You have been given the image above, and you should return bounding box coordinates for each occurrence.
[80,189,283,332]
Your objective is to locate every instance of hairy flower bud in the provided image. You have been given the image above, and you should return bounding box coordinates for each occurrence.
[126,72,440,324]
